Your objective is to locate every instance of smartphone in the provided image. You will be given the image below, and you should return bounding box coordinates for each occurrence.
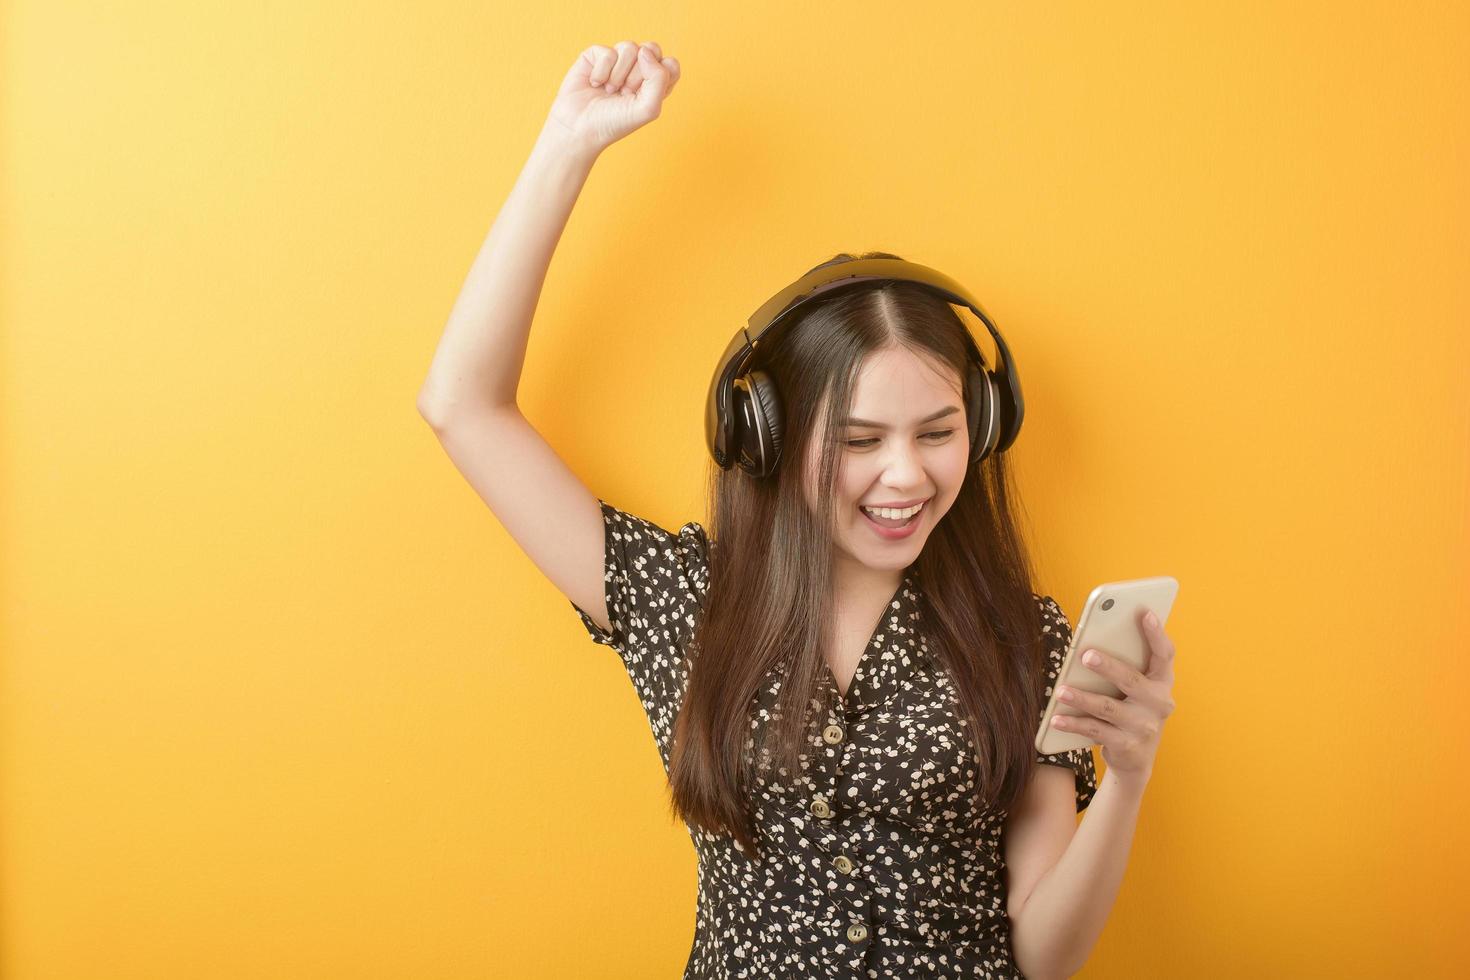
[1035,576,1180,756]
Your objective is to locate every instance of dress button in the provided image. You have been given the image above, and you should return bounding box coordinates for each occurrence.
[846,922,868,943]
[810,797,832,819]
[833,855,854,874]
[822,724,845,745]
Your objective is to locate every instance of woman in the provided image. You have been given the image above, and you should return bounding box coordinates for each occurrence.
[417,40,1178,980]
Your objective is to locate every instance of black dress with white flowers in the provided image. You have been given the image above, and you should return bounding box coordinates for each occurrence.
[569,499,1097,979]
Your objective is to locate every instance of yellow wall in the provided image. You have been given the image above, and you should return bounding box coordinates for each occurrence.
[3,2,1466,977]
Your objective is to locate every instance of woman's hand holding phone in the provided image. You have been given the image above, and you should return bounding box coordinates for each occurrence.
[544,40,681,161]
[1050,610,1178,781]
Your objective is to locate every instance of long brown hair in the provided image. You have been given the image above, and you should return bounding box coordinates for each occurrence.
[667,250,1049,861]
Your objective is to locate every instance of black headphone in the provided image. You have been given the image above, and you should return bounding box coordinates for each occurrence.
[704,257,1025,478]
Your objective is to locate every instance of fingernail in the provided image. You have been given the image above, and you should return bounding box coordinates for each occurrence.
[1145,611,1158,628]
[1083,650,1100,666]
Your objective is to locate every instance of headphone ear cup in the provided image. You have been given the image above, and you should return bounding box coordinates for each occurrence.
[964,364,987,464]
[733,370,784,477]
[979,373,1002,460]
[731,379,757,473]
[744,368,783,476]
[965,363,981,449]
[965,362,994,464]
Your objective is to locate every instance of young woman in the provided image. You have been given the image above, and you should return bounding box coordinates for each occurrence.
[417,40,1178,980]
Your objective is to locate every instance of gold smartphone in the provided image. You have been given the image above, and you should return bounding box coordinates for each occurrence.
[1035,576,1180,755]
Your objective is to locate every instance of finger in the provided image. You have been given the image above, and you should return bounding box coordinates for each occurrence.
[624,42,658,92]
[1049,710,1127,749]
[1057,684,1161,740]
[586,45,616,89]
[640,41,678,96]
[1078,648,1149,698]
[636,46,671,106]
[1080,648,1176,717]
[635,41,673,92]
[1141,612,1176,678]
[607,40,639,91]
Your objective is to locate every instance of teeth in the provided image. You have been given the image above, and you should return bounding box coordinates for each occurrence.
[861,500,926,520]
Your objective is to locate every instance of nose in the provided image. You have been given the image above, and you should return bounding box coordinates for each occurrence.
[877,438,926,488]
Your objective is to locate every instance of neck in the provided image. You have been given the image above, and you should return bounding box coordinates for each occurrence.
[831,555,906,610]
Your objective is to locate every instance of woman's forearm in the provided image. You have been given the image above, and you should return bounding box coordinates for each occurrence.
[1010,768,1150,979]
[416,121,598,425]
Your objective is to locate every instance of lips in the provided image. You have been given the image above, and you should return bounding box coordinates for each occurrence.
[858,496,930,510]
[857,498,928,538]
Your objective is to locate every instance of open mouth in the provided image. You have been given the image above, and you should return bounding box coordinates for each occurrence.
[858,498,928,530]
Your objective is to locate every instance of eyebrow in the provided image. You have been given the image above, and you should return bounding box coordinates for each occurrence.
[840,405,962,429]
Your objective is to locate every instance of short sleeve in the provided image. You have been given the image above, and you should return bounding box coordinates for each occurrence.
[1034,594,1099,812]
[568,498,711,772]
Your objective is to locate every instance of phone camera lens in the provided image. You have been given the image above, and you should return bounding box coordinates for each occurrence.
[1100,598,1114,610]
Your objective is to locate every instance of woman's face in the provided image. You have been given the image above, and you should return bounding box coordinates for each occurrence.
[803,346,971,575]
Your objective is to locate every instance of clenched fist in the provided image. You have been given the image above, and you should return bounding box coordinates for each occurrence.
[545,40,681,158]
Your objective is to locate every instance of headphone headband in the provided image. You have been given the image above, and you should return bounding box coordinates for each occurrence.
[704,257,1025,474]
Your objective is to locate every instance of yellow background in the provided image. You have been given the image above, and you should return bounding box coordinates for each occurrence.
[4,1,1467,977]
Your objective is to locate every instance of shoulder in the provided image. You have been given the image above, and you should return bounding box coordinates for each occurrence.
[595,500,711,587]
[576,499,711,651]
[1032,593,1072,648]
[1031,593,1073,680]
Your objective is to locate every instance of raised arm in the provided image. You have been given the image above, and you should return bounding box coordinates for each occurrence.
[416,40,681,633]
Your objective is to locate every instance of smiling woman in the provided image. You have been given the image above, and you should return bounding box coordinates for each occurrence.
[418,35,1115,976]
[812,358,968,556]
[591,250,1102,976]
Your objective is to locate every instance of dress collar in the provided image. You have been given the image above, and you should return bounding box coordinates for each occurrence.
[821,567,926,718]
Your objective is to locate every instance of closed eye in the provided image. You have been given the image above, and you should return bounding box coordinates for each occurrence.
[845,429,957,449]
